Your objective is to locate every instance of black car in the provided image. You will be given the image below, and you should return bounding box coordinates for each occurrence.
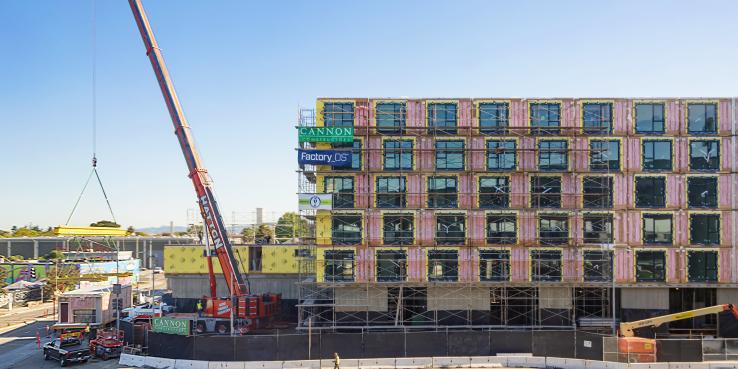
[43,337,91,367]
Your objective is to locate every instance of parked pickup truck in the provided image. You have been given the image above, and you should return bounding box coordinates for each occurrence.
[43,337,91,366]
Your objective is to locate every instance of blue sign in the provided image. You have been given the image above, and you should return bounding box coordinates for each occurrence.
[298,149,352,166]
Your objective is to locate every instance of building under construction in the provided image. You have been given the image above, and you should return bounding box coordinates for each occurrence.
[296,98,738,334]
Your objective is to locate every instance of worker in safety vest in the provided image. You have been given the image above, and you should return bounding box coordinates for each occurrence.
[196,300,204,317]
[83,324,90,340]
[333,352,340,369]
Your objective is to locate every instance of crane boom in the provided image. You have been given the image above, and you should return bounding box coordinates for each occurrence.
[620,304,738,337]
[128,0,245,297]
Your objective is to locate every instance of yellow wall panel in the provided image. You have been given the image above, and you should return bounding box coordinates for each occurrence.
[262,246,299,273]
[316,100,325,127]
[316,211,332,245]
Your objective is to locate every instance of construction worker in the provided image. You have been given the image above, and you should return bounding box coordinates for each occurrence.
[333,352,340,369]
[196,300,204,317]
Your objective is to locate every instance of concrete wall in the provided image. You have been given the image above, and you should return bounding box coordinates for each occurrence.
[166,274,299,299]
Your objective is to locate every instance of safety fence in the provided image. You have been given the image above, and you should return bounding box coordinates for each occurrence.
[145,330,606,362]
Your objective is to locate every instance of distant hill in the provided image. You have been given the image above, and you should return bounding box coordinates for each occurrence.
[137,225,188,234]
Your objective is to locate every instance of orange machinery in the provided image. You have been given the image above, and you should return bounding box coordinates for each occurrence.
[617,304,738,362]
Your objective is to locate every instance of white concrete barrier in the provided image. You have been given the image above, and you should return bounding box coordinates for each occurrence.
[282,360,321,369]
[506,355,534,367]
[209,361,246,369]
[119,353,146,367]
[245,361,283,369]
[319,359,359,369]
[144,356,178,368]
[630,363,669,369]
[470,356,507,367]
[585,360,629,369]
[524,356,547,368]
[175,360,210,369]
[708,363,738,369]
[669,363,710,369]
[357,357,395,369]
[432,356,472,368]
[547,357,586,369]
[395,357,433,368]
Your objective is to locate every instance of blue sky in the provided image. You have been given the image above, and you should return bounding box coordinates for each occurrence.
[2,0,738,230]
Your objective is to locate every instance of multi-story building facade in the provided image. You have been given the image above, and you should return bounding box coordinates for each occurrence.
[297,98,738,332]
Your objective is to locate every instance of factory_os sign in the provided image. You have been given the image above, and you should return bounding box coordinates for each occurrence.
[298,127,354,143]
[297,149,352,166]
[152,317,191,336]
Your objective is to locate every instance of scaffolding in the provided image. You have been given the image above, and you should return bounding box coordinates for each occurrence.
[295,100,625,331]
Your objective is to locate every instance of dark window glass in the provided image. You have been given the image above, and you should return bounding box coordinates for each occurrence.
[332,140,361,170]
[428,250,458,281]
[635,177,666,208]
[642,140,672,171]
[583,214,613,243]
[428,103,457,134]
[583,250,613,282]
[583,103,613,134]
[383,140,413,170]
[324,177,354,208]
[376,176,406,208]
[376,102,406,134]
[690,214,720,245]
[332,215,362,245]
[539,215,568,245]
[436,215,465,245]
[530,103,561,135]
[635,103,665,134]
[479,102,509,134]
[479,250,510,281]
[486,214,516,244]
[538,140,568,171]
[689,140,719,171]
[583,177,613,208]
[376,250,407,282]
[590,140,620,171]
[428,177,458,208]
[688,177,718,208]
[531,176,561,208]
[436,140,465,170]
[479,177,510,208]
[688,251,718,282]
[324,102,354,127]
[487,140,516,170]
[636,251,665,282]
[324,250,354,282]
[688,103,718,134]
[643,214,672,244]
[531,250,562,282]
[383,214,414,245]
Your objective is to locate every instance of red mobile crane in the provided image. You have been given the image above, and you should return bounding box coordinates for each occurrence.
[128,0,280,334]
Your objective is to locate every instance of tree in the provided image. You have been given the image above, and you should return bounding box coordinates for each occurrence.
[43,264,81,297]
[126,226,135,235]
[89,220,120,228]
[255,224,274,244]
[45,250,65,260]
[0,230,9,238]
[275,212,308,242]
[241,227,255,243]
[12,227,40,237]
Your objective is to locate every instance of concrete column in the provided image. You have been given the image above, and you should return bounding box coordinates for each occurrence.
[33,240,38,259]
[149,240,154,268]
[135,238,140,260]
[6,240,10,257]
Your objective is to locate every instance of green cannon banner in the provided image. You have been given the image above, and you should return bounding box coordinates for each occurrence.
[152,317,191,336]
[298,127,354,143]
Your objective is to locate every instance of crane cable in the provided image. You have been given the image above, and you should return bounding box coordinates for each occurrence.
[65,0,117,225]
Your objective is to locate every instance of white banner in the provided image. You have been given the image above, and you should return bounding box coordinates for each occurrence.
[298,194,333,210]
